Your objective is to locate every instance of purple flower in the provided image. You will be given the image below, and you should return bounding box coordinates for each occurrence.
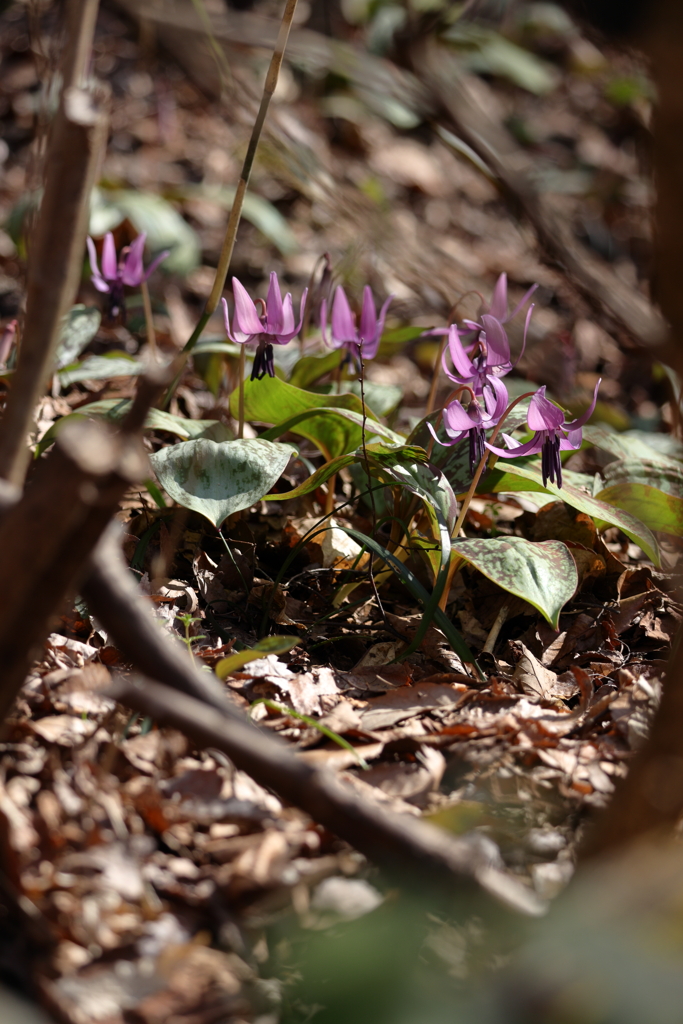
[320,285,393,369]
[441,273,537,395]
[428,376,508,475]
[87,232,169,322]
[487,380,601,488]
[221,272,307,381]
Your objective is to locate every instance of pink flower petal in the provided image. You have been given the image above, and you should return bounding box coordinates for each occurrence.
[506,282,539,324]
[427,421,464,447]
[486,435,543,458]
[87,237,109,292]
[121,234,146,286]
[480,314,511,368]
[232,277,265,336]
[488,273,508,321]
[101,232,118,281]
[565,378,601,431]
[265,272,285,334]
[527,387,565,432]
[331,286,357,343]
[444,399,480,434]
[444,325,476,379]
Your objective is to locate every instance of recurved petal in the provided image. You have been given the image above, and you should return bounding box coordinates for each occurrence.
[427,421,465,447]
[486,434,544,459]
[488,272,508,321]
[444,398,480,434]
[121,234,146,286]
[444,324,476,379]
[565,378,601,431]
[506,282,539,324]
[141,248,169,282]
[232,277,265,336]
[482,374,508,422]
[331,286,357,342]
[479,314,511,368]
[527,387,565,432]
[86,237,109,292]
[101,232,118,281]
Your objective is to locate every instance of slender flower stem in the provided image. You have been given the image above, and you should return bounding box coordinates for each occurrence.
[162,0,299,409]
[140,279,156,355]
[237,345,246,439]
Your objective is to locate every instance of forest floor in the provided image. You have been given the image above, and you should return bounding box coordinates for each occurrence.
[0,2,680,1022]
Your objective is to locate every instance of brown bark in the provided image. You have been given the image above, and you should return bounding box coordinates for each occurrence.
[0,420,147,722]
[0,82,107,486]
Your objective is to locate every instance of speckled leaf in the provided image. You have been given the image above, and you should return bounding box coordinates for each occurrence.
[58,353,145,387]
[484,460,660,565]
[36,399,225,455]
[583,426,683,467]
[150,438,294,527]
[602,457,683,496]
[55,305,101,369]
[453,537,577,628]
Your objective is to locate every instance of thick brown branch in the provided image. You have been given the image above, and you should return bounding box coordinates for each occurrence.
[108,674,544,917]
[0,83,108,487]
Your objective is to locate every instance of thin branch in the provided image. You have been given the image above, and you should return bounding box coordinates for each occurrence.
[163,0,299,407]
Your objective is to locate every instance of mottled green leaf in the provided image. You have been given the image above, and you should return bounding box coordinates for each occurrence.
[454,537,577,628]
[485,459,660,566]
[58,352,145,387]
[583,426,683,468]
[149,438,294,526]
[55,305,101,370]
[36,399,225,455]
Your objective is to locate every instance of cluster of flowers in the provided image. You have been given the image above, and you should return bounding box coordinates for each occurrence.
[424,274,600,486]
[220,273,392,378]
[87,234,600,490]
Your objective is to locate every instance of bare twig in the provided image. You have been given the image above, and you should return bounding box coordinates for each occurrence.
[163,0,300,406]
[108,673,544,916]
[0,71,108,486]
[62,0,100,90]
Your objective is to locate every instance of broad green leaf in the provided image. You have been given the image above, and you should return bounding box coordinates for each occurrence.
[602,457,683,497]
[484,459,660,566]
[232,375,385,459]
[149,438,295,527]
[215,635,300,679]
[453,537,578,629]
[264,453,356,501]
[36,399,224,455]
[288,350,342,389]
[55,305,101,369]
[311,380,403,418]
[192,339,243,358]
[596,483,683,537]
[259,406,403,453]
[58,352,145,387]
